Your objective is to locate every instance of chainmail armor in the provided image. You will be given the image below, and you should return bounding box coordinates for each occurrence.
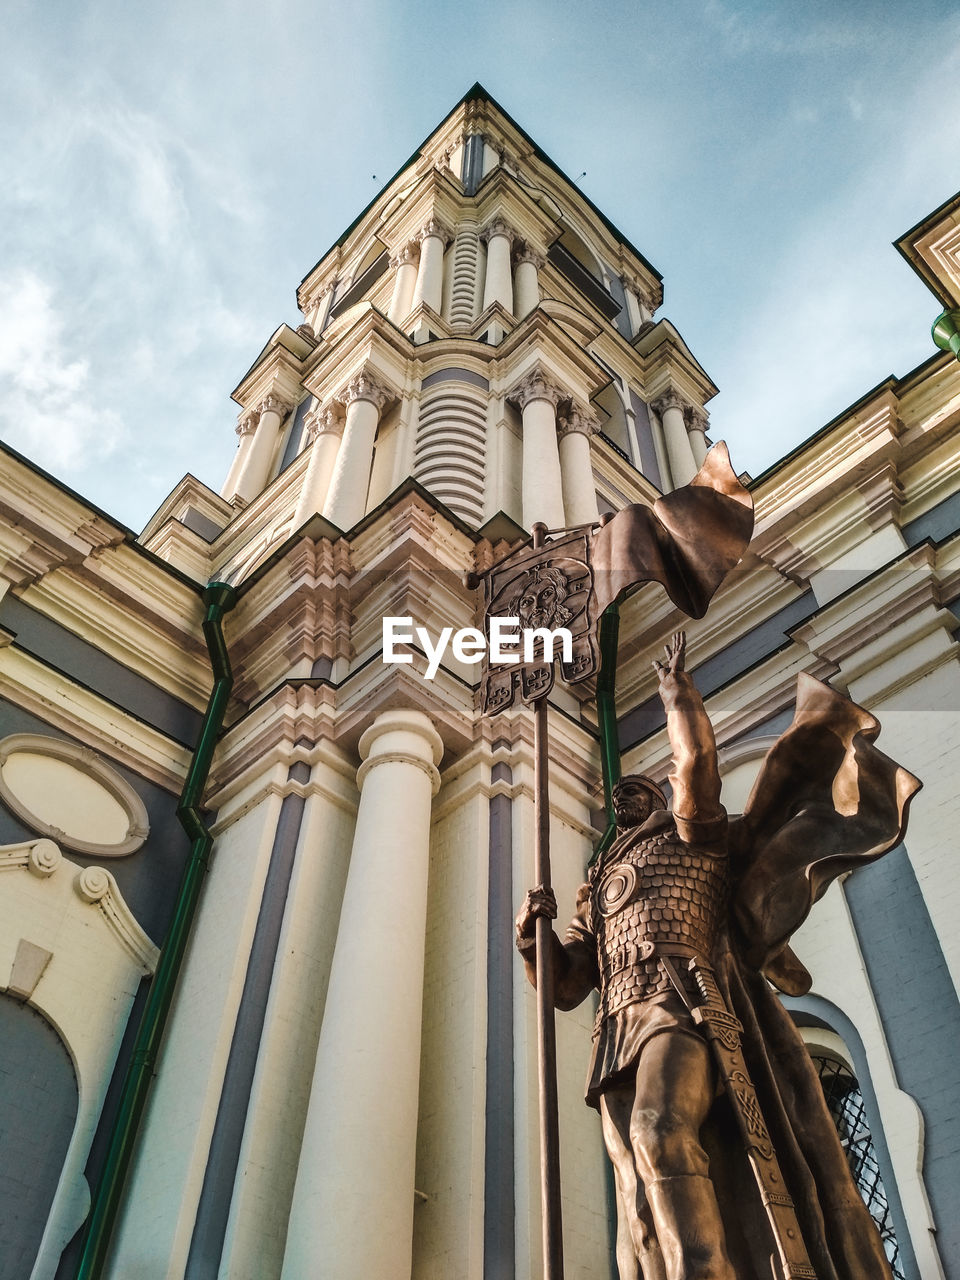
[591,828,728,1022]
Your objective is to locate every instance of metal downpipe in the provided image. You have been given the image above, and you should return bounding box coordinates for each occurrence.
[74,580,237,1279]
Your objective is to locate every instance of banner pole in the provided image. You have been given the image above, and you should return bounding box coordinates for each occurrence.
[530,522,564,1279]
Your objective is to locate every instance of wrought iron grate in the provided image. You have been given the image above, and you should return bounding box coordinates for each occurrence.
[811,1053,904,1280]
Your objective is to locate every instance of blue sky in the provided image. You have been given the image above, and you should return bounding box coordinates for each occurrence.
[2,1,956,529]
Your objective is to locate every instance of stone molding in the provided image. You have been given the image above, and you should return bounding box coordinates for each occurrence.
[557,402,600,440]
[0,733,150,858]
[507,364,566,412]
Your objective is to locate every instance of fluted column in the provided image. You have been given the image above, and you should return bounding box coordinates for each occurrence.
[281,709,443,1280]
[652,389,698,489]
[292,404,346,527]
[388,243,419,323]
[514,242,543,318]
[685,404,710,467]
[231,394,293,504]
[411,219,451,313]
[508,366,566,530]
[481,217,515,313]
[322,372,391,530]
[558,403,601,526]
[220,409,259,500]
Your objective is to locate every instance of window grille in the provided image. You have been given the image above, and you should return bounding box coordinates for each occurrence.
[810,1053,904,1280]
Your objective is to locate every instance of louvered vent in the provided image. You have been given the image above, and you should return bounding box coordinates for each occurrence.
[414,383,486,525]
[449,224,480,327]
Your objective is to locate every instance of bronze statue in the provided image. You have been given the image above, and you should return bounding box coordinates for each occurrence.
[517,632,919,1280]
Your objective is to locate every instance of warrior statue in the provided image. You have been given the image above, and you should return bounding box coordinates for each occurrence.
[517,631,918,1280]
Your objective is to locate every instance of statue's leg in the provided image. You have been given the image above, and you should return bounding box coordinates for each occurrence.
[629,1032,735,1280]
[600,1085,666,1280]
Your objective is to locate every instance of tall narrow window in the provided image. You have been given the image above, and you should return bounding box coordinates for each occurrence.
[810,1053,904,1280]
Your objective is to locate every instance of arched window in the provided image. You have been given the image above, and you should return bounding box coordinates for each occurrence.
[810,1052,904,1280]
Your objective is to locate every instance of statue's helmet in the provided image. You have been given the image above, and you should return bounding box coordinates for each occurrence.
[612,773,667,814]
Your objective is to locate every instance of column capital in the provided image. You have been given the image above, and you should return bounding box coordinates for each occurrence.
[390,242,419,269]
[480,216,515,246]
[337,370,393,412]
[507,364,565,412]
[557,402,600,440]
[513,240,545,268]
[357,708,444,795]
[258,393,294,420]
[651,388,689,417]
[684,404,709,434]
[417,217,453,247]
[305,404,345,441]
[236,409,260,437]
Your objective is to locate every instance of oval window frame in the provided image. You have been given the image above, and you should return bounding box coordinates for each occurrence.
[0,734,150,858]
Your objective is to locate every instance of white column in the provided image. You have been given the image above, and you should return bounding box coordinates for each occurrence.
[220,409,258,501]
[685,404,710,467]
[388,244,419,323]
[558,403,601,526]
[481,217,515,313]
[509,366,566,530]
[322,372,391,530]
[232,395,293,505]
[292,405,346,527]
[514,243,543,319]
[281,709,443,1280]
[652,389,698,489]
[411,219,450,313]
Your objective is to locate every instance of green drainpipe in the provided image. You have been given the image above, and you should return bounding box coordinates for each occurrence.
[75,581,237,1279]
[933,308,960,361]
[589,603,622,871]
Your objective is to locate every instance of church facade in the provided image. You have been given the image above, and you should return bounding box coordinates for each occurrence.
[0,86,958,1279]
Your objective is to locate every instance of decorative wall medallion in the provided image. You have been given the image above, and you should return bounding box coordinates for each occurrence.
[0,735,149,858]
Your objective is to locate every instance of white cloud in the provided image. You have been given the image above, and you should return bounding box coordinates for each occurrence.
[0,271,125,471]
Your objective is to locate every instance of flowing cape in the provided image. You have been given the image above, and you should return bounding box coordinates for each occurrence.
[708,675,921,1278]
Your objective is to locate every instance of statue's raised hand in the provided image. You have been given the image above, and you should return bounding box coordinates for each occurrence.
[654,631,686,685]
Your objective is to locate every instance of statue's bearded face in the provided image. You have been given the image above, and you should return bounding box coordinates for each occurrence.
[613,777,664,828]
[518,579,561,629]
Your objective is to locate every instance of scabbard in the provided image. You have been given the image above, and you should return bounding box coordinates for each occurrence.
[660,953,817,1280]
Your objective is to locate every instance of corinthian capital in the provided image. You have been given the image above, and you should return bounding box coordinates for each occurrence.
[557,402,600,440]
[651,388,688,418]
[480,216,515,246]
[417,217,453,246]
[507,364,565,412]
[338,370,393,412]
[684,404,709,434]
[258,394,295,421]
[236,409,260,437]
[390,242,419,269]
[305,404,346,441]
[513,240,545,269]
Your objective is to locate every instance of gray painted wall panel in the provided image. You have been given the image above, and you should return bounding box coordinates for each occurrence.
[484,785,515,1279]
[628,390,662,489]
[421,367,490,391]
[843,847,960,1278]
[0,597,202,746]
[0,997,78,1280]
[902,490,960,547]
[186,765,310,1278]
